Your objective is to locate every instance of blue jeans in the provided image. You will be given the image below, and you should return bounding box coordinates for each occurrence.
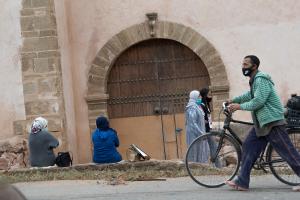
[235,125,300,188]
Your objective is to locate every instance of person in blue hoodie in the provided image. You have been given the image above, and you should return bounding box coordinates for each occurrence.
[92,116,122,164]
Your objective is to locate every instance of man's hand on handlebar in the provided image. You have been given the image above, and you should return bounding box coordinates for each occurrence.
[225,100,233,105]
[227,103,241,113]
[223,100,241,113]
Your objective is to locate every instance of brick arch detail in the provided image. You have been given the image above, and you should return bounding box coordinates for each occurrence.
[86,21,230,128]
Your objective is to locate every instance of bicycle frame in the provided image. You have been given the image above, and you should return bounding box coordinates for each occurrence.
[225,119,253,146]
[186,103,300,187]
[217,106,300,171]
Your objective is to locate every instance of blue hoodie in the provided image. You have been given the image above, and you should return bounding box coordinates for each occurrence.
[92,117,122,163]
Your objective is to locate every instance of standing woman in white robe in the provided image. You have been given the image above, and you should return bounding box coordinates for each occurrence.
[185,90,209,163]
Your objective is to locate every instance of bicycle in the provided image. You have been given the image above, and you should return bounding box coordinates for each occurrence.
[185,102,300,188]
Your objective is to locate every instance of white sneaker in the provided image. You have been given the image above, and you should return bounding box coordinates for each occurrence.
[292,185,300,191]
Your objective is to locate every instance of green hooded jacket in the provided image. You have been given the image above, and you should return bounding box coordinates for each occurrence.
[232,71,285,128]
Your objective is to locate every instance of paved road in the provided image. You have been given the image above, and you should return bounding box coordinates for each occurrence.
[15,175,299,200]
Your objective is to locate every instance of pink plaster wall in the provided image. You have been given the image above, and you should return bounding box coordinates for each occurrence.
[55,0,300,163]
[54,0,79,163]
[0,0,25,140]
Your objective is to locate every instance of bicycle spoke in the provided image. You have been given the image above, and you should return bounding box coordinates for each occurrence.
[185,132,241,188]
[267,130,300,186]
[217,150,238,157]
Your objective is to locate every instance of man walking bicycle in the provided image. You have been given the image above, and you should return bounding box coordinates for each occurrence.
[225,55,300,191]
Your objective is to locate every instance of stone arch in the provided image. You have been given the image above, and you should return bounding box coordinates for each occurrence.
[86,21,229,128]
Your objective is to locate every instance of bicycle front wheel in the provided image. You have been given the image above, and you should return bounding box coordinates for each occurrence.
[267,129,300,186]
[185,131,241,188]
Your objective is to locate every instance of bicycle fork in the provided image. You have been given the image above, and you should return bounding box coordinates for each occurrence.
[210,132,226,163]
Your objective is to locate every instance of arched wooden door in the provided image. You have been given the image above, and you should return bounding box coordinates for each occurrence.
[107,39,210,160]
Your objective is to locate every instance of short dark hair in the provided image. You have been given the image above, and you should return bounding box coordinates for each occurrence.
[244,55,260,67]
[200,88,209,98]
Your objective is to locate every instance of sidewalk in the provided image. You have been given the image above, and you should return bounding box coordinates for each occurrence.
[1,160,188,183]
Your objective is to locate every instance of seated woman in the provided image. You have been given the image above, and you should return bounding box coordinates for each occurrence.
[28,117,59,167]
[92,116,122,164]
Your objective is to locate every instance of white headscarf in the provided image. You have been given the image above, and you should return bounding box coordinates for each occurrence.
[31,117,48,134]
[186,90,203,112]
[189,90,200,102]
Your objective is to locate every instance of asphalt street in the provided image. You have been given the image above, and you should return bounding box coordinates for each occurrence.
[15,175,299,200]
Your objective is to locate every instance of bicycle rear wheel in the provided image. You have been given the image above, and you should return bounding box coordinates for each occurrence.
[267,129,300,186]
[185,131,241,188]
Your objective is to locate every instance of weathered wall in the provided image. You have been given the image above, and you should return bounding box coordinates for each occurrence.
[54,0,300,162]
[13,0,67,153]
[0,0,25,139]
[1,0,300,163]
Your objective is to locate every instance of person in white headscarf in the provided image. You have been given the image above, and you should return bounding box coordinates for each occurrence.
[30,117,48,134]
[28,117,59,167]
[185,90,209,163]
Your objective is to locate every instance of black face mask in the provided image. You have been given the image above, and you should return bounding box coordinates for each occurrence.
[242,65,255,76]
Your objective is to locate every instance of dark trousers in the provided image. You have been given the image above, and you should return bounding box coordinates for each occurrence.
[235,125,300,188]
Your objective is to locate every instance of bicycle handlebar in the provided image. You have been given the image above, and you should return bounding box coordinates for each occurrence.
[221,101,253,125]
[222,102,231,117]
[222,102,228,110]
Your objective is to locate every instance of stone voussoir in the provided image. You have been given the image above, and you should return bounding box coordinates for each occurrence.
[88,86,106,97]
[178,26,195,44]
[92,56,110,68]
[89,65,107,77]
[115,32,136,53]
[136,23,149,40]
[210,77,228,86]
[195,41,216,58]
[186,32,205,51]
[207,62,225,74]
[88,74,105,85]
[204,53,224,69]
[99,44,120,64]
[107,35,127,55]
[125,25,145,44]
[170,23,187,41]
[193,35,210,53]
[155,21,165,38]
[161,21,171,38]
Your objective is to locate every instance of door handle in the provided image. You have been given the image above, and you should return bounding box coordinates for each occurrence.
[153,106,168,114]
[154,106,161,115]
[162,107,168,114]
